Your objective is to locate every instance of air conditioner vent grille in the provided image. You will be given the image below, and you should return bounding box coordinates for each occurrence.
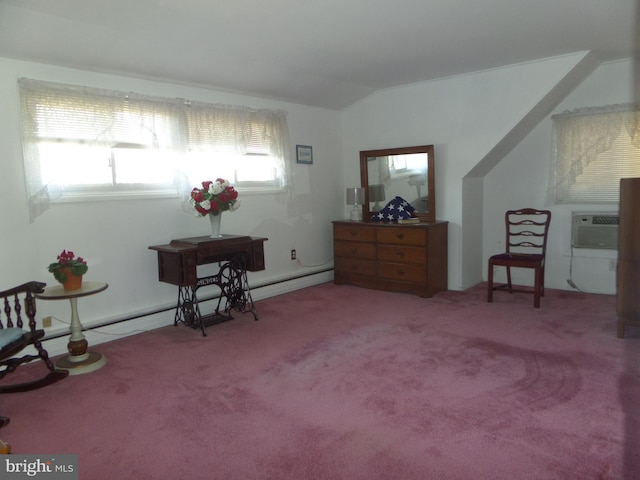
[591,215,619,225]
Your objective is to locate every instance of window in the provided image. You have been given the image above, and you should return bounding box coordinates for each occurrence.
[388,153,429,178]
[547,103,640,205]
[18,79,291,221]
[182,103,289,192]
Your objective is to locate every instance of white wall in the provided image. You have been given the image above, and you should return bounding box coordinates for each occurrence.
[484,58,636,295]
[3,53,633,356]
[0,57,343,344]
[342,53,597,291]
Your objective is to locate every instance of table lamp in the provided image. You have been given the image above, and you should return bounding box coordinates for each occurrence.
[369,184,385,212]
[346,187,364,221]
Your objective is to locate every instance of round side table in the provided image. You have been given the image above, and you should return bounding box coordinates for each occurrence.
[36,281,108,375]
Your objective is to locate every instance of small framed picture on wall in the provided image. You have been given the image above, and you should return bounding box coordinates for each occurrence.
[296,145,313,164]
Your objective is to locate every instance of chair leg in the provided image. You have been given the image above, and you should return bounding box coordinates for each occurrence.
[0,335,69,393]
[0,438,10,454]
[506,266,513,293]
[533,266,542,308]
[487,260,494,303]
[0,416,10,454]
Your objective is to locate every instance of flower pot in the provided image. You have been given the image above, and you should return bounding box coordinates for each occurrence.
[60,268,83,291]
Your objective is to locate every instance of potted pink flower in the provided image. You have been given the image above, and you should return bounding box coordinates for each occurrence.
[48,250,88,290]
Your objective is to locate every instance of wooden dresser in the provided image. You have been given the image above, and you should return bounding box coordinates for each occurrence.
[332,220,448,298]
[617,177,640,337]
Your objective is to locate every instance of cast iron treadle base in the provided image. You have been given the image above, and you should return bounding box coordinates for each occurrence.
[173,254,258,336]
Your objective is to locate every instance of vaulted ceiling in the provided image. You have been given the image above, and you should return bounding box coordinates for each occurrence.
[0,0,638,109]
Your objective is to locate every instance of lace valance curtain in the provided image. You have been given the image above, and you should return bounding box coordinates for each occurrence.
[547,103,640,204]
[18,78,290,221]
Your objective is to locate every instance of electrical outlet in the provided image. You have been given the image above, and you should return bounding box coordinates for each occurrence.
[610,259,617,271]
[42,316,52,328]
[291,249,296,260]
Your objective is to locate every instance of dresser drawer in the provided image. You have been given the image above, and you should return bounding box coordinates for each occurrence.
[334,224,377,242]
[377,227,427,246]
[334,258,376,276]
[334,240,376,260]
[378,261,426,283]
[377,244,426,265]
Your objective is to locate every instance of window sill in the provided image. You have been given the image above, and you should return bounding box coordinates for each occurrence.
[55,187,178,203]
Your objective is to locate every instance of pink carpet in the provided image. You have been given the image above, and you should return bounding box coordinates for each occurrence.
[2,282,639,479]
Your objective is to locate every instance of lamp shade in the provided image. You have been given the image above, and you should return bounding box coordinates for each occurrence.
[369,184,385,202]
[346,187,364,205]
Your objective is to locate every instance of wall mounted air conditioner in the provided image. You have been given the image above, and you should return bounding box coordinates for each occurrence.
[571,213,619,249]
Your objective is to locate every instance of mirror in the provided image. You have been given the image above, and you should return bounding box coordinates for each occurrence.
[360,144,435,222]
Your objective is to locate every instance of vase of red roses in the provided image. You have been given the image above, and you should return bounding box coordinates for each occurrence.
[189,179,240,238]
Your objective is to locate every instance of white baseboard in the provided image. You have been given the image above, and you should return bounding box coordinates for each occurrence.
[42,270,334,358]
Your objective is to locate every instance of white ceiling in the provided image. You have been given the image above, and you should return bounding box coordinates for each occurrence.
[0,0,638,109]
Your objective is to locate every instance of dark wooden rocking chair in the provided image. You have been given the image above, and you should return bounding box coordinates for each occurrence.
[487,208,552,308]
[0,281,68,393]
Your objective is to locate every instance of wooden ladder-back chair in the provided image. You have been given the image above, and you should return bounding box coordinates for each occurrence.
[0,281,68,393]
[487,208,552,308]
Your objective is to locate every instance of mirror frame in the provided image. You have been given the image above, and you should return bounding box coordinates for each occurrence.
[360,144,436,223]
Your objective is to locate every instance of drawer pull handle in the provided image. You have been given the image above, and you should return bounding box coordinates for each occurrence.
[350,230,358,236]
[397,270,406,276]
[351,248,358,254]
[396,233,405,240]
[396,251,405,258]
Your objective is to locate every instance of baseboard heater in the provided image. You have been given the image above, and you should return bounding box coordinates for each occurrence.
[43,267,334,341]
[571,213,619,249]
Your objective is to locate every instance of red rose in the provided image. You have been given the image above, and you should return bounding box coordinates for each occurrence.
[191,188,205,202]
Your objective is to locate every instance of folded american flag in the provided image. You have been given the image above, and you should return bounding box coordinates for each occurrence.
[371,196,416,222]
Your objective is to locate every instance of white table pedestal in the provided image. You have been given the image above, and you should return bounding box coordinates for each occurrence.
[36,281,108,375]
